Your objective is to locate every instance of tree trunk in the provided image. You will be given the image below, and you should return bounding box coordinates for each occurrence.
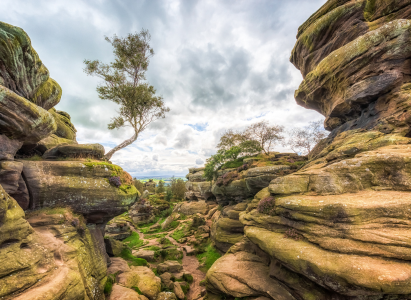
[104,131,138,160]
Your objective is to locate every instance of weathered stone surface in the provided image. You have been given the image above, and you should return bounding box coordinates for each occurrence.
[156,292,177,300]
[107,257,131,275]
[206,238,314,300]
[185,181,213,201]
[173,200,209,215]
[43,143,104,159]
[105,237,126,257]
[48,108,77,141]
[0,195,107,299]
[173,282,185,300]
[0,21,62,110]
[0,85,57,143]
[133,249,155,262]
[129,199,155,225]
[270,144,411,196]
[117,266,161,300]
[21,161,138,223]
[157,261,183,274]
[244,166,290,195]
[0,134,23,160]
[211,204,247,252]
[109,284,146,300]
[291,2,411,135]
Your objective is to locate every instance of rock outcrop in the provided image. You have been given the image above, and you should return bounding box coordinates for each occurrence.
[21,161,137,223]
[185,168,214,201]
[206,1,411,299]
[0,188,107,299]
[0,21,139,299]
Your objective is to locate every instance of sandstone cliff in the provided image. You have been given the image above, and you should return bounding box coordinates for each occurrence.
[0,21,138,299]
[206,1,411,299]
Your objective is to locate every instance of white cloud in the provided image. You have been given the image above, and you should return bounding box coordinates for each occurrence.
[1,0,327,176]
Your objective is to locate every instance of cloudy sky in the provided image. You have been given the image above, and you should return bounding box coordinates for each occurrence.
[2,0,326,177]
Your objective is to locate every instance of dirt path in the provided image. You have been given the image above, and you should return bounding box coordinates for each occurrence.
[167,230,206,300]
[132,218,206,300]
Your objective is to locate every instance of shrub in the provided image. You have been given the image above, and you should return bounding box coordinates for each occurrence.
[257,196,276,215]
[133,179,144,193]
[165,189,173,202]
[170,177,186,200]
[109,176,122,187]
[237,163,249,172]
[120,171,133,185]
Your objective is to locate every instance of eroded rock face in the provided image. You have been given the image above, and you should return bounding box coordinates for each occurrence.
[0,186,107,299]
[0,21,62,110]
[210,203,248,252]
[291,1,411,134]
[206,2,411,299]
[21,161,138,223]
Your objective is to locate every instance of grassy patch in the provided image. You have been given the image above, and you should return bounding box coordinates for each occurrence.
[122,232,144,249]
[145,233,167,239]
[22,154,43,161]
[196,243,221,271]
[104,274,116,295]
[132,286,143,295]
[171,224,187,241]
[120,248,148,266]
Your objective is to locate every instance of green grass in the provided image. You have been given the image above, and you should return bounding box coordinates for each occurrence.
[171,224,187,241]
[122,232,144,249]
[220,156,247,170]
[147,245,161,251]
[167,220,180,231]
[104,274,116,294]
[22,154,43,161]
[132,286,143,295]
[120,248,148,266]
[196,243,221,271]
[145,233,167,239]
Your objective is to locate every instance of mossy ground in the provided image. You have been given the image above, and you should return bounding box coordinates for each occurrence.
[196,243,221,272]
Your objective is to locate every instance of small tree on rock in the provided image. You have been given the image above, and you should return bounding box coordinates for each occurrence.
[286,120,327,155]
[244,121,284,155]
[84,29,170,160]
[156,180,165,194]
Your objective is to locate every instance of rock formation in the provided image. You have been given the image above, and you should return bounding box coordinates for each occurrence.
[0,21,138,299]
[206,1,411,299]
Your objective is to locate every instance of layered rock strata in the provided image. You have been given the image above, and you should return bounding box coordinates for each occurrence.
[0,187,107,300]
[206,1,411,299]
[0,21,139,299]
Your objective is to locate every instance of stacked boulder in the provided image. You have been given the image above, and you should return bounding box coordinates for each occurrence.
[0,21,138,299]
[185,167,214,201]
[206,1,411,299]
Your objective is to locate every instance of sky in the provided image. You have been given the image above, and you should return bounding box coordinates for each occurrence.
[1,0,327,177]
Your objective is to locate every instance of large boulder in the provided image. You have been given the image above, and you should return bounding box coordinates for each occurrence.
[206,238,331,300]
[0,21,62,110]
[48,108,77,141]
[173,200,209,216]
[21,161,138,223]
[109,284,148,300]
[0,84,57,143]
[210,203,248,252]
[0,188,107,299]
[185,181,213,201]
[291,2,411,135]
[43,143,105,159]
[117,266,161,300]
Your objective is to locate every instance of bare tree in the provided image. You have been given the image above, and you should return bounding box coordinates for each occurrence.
[84,29,170,160]
[244,121,284,155]
[286,120,327,155]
